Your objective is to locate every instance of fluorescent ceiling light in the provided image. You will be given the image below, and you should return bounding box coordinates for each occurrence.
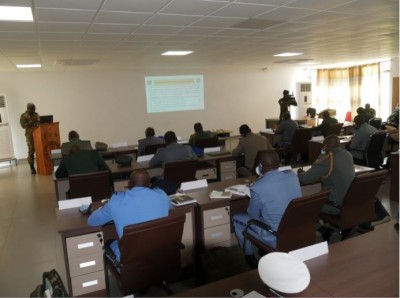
[274,52,303,57]
[0,6,33,21]
[162,51,193,56]
[17,64,42,68]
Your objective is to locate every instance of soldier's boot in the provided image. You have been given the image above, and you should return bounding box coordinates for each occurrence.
[29,163,37,174]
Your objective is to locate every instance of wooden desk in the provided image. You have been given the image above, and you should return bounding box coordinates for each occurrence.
[265,118,307,130]
[51,145,138,166]
[56,202,195,297]
[175,222,399,297]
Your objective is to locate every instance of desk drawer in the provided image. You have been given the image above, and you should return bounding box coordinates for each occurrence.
[220,160,236,171]
[66,232,103,258]
[196,167,217,180]
[71,270,105,296]
[68,253,104,277]
[203,207,230,229]
[204,224,231,246]
[220,171,236,181]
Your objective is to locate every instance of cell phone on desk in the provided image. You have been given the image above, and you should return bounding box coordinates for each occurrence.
[79,203,92,215]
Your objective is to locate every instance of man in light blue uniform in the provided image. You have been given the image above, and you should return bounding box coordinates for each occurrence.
[232,150,301,267]
[87,169,172,262]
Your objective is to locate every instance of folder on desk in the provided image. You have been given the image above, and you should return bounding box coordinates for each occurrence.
[58,196,92,210]
[207,150,230,156]
[137,154,154,162]
[204,146,221,153]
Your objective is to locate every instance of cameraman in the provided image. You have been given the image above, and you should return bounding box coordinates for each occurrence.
[278,90,297,122]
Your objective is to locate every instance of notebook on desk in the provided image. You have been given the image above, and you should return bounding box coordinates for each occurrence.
[207,150,231,156]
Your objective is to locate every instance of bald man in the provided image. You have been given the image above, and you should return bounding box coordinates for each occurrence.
[88,169,172,262]
[298,135,355,215]
[20,103,40,174]
[232,150,301,267]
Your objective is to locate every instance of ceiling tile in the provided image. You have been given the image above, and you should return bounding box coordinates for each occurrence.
[101,0,170,13]
[192,16,246,28]
[36,8,97,22]
[174,26,222,36]
[84,33,128,41]
[211,3,276,18]
[295,11,352,24]
[94,11,152,24]
[145,14,201,26]
[285,0,355,11]
[0,21,36,32]
[134,25,182,34]
[34,0,103,10]
[39,32,84,40]
[256,6,316,21]
[160,0,229,15]
[88,24,139,34]
[38,22,90,33]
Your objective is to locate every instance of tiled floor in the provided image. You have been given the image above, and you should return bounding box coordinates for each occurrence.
[0,160,398,297]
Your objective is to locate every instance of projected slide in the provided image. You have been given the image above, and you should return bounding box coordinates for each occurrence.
[145,75,204,113]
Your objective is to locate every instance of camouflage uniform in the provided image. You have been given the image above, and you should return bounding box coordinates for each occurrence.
[20,110,40,165]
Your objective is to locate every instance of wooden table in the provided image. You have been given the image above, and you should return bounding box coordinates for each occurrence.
[176,222,399,297]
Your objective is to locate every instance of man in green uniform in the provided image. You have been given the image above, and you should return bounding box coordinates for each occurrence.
[20,103,40,174]
[297,135,355,215]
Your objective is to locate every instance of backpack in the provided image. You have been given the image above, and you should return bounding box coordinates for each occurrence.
[30,269,69,297]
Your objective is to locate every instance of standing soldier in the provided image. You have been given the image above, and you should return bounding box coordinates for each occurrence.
[20,102,40,174]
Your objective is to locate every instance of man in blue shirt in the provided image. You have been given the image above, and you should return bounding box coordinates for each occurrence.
[232,150,301,267]
[87,169,172,262]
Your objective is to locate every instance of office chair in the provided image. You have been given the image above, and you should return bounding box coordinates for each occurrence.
[67,170,113,201]
[324,123,344,137]
[369,118,382,130]
[104,213,186,296]
[163,159,198,188]
[193,136,219,149]
[144,143,166,155]
[242,191,330,254]
[352,131,387,169]
[319,170,388,240]
[284,128,313,165]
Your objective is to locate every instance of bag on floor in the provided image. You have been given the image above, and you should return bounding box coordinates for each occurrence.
[30,269,69,297]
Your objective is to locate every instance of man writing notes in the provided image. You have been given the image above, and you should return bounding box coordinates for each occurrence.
[232,124,272,177]
[232,150,301,268]
[88,169,172,263]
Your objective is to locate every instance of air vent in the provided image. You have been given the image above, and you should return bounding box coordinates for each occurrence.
[300,83,311,92]
[55,59,99,66]
[0,96,5,108]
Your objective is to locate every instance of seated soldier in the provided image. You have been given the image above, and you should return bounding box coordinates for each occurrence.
[61,130,93,155]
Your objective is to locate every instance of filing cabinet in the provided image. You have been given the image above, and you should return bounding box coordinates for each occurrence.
[219,159,236,181]
[196,167,217,180]
[65,232,105,296]
[202,206,231,248]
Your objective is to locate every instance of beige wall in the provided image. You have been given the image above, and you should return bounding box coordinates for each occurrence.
[0,66,306,159]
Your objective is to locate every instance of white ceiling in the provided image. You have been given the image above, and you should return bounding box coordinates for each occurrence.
[0,0,398,72]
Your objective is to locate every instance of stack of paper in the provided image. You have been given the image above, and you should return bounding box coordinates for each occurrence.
[224,184,250,197]
[169,194,197,206]
[209,190,232,199]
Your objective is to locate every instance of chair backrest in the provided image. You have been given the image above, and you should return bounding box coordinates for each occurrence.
[290,128,313,153]
[163,159,198,188]
[369,118,382,130]
[365,131,387,168]
[276,191,330,252]
[115,213,185,295]
[68,170,113,201]
[144,142,166,155]
[324,123,344,137]
[338,170,388,230]
[194,136,219,148]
